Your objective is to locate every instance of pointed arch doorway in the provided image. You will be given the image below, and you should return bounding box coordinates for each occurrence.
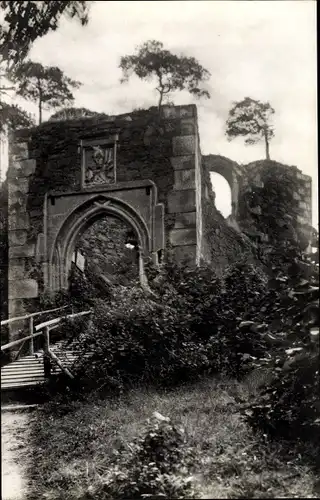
[43,182,165,294]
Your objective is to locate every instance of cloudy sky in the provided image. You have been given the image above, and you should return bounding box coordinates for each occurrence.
[1,0,317,224]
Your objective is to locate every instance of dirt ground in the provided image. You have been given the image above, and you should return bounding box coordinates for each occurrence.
[1,410,30,500]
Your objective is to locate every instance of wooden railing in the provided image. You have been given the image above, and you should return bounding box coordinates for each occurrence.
[1,309,92,379]
[1,306,69,356]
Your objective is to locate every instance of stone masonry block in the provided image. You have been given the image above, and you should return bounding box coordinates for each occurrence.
[162,107,179,119]
[173,169,195,190]
[9,244,36,259]
[8,298,26,318]
[8,212,30,230]
[169,228,197,247]
[10,141,29,160]
[9,279,38,299]
[8,259,26,280]
[163,105,194,119]
[174,212,196,229]
[8,159,37,178]
[168,190,196,213]
[7,177,29,194]
[172,136,195,156]
[8,229,28,246]
[8,189,27,206]
[180,118,196,136]
[170,155,195,170]
[179,106,195,118]
[17,178,30,194]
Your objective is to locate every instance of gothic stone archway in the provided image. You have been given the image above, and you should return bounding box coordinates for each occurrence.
[46,185,160,292]
[7,105,202,340]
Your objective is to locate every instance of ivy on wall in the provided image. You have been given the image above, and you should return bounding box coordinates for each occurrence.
[24,109,177,245]
[237,160,312,271]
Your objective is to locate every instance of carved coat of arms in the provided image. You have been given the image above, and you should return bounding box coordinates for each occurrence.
[85,145,115,185]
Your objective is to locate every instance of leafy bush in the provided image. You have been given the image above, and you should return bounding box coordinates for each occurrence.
[64,288,207,391]
[39,265,112,313]
[223,260,268,318]
[81,412,199,499]
[243,245,320,463]
[59,262,273,393]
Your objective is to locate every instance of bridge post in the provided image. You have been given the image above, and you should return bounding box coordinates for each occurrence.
[29,316,34,355]
[43,326,51,378]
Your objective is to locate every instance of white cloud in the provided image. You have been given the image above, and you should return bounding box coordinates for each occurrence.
[1,0,317,225]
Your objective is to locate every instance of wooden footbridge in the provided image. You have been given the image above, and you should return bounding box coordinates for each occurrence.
[1,307,92,391]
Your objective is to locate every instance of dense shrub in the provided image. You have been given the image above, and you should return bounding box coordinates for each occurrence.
[223,259,268,318]
[60,262,273,392]
[82,412,199,499]
[64,288,209,391]
[243,242,319,463]
[39,265,111,313]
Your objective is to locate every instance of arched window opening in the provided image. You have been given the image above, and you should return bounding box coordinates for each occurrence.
[210,173,232,218]
[70,215,140,293]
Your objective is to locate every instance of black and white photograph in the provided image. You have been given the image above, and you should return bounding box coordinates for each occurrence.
[0,1,318,499]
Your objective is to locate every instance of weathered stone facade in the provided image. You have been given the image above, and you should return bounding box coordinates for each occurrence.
[76,217,139,286]
[236,160,313,247]
[6,104,313,340]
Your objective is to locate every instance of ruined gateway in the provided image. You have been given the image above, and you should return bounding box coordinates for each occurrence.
[7,104,312,341]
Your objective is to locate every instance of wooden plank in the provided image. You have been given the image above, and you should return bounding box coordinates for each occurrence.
[1,305,69,326]
[47,349,74,379]
[1,310,91,351]
[1,330,45,351]
[34,310,92,332]
[2,367,43,372]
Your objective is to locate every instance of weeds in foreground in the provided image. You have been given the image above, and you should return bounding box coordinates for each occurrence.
[24,377,319,499]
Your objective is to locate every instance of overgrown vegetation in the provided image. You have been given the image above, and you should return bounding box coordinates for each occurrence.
[24,378,320,500]
[58,261,270,394]
[34,220,318,498]
[242,238,319,466]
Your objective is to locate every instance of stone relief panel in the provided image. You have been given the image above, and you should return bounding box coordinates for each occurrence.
[80,135,119,188]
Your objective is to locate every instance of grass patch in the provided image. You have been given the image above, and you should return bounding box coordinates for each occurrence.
[24,376,319,499]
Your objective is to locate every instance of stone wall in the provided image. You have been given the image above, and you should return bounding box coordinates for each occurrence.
[6,104,313,332]
[200,157,256,273]
[9,105,200,256]
[77,217,139,286]
[6,105,203,328]
[0,181,8,327]
[237,160,313,248]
